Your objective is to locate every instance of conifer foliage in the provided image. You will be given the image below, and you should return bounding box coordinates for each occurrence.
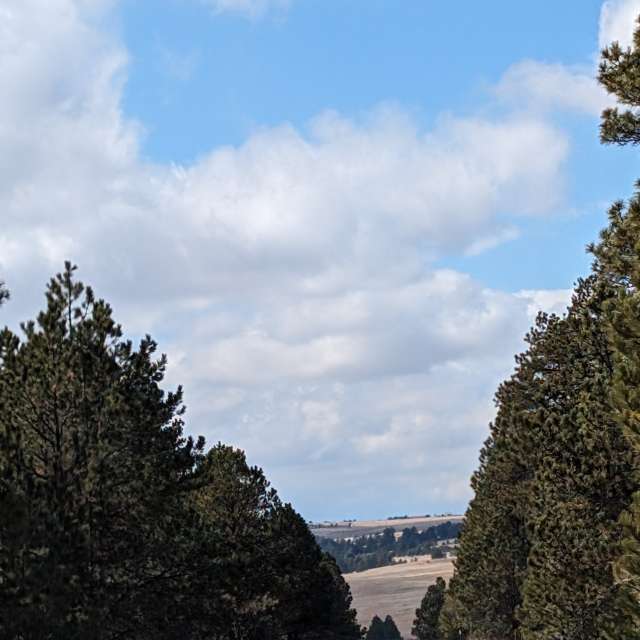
[0,264,362,639]
[412,576,446,640]
[365,615,402,640]
[442,14,640,640]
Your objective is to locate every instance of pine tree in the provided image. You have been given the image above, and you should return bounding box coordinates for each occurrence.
[446,356,532,639]
[599,15,640,145]
[191,444,362,640]
[516,279,635,639]
[590,193,640,636]
[413,577,446,640]
[0,263,206,639]
[188,444,283,638]
[448,281,635,639]
[365,616,387,640]
[382,615,402,640]
[445,13,640,640]
[588,12,640,635]
[437,587,468,640]
[263,500,362,638]
[365,615,400,640]
[0,267,364,639]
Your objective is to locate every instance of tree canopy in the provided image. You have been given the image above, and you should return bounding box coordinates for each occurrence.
[0,263,362,639]
[413,577,446,640]
[440,14,640,640]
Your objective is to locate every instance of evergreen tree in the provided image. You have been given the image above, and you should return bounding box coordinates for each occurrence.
[0,263,206,639]
[188,444,283,638]
[517,279,635,639]
[192,444,362,640]
[365,615,400,640]
[599,15,640,146]
[446,361,531,639]
[382,615,402,640]
[590,192,640,636]
[0,266,362,639]
[434,12,640,640]
[413,577,446,640]
[437,586,468,640]
[365,616,387,640]
[448,281,635,638]
[590,13,640,636]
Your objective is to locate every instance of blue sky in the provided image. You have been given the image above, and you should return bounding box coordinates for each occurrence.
[120,0,603,162]
[118,0,640,293]
[3,0,640,520]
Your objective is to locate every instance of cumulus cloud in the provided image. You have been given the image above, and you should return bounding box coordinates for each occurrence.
[600,0,640,49]
[0,0,586,518]
[495,2,640,120]
[517,288,573,319]
[495,60,609,116]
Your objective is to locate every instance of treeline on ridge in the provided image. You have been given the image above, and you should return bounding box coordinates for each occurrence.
[318,521,461,573]
[425,18,640,640]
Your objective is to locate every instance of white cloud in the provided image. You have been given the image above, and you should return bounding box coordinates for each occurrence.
[202,0,291,19]
[496,3,640,120]
[495,60,609,116]
[600,0,640,49]
[517,288,573,319]
[0,0,587,518]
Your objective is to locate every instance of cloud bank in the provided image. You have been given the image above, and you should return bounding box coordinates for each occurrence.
[0,0,587,518]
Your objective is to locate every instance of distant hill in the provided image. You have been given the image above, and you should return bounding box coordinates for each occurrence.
[310,514,464,540]
[345,556,454,638]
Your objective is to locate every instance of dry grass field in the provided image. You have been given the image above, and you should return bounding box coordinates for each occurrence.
[311,515,463,540]
[345,556,455,638]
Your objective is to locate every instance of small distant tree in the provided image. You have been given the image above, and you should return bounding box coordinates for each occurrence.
[365,616,387,640]
[430,547,445,560]
[0,281,8,305]
[365,614,402,640]
[413,577,446,640]
[383,614,402,639]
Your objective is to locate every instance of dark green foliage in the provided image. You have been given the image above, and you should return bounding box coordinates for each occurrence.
[318,522,461,573]
[590,191,640,636]
[437,586,469,640]
[366,616,387,640]
[268,503,363,639]
[599,17,640,145]
[412,577,446,640]
[0,281,7,305]
[382,615,402,640]
[588,13,640,636]
[188,444,283,636]
[448,279,636,639]
[435,15,640,640]
[517,280,635,639]
[0,263,206,639]
[447,369,530,639]
[0,265,362,639]
[365,615,401,640]
[191,445,362,639]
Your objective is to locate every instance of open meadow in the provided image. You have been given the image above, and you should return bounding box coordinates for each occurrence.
[345,556,455,638]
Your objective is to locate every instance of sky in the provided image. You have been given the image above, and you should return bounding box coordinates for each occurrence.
[2,0,640,521]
